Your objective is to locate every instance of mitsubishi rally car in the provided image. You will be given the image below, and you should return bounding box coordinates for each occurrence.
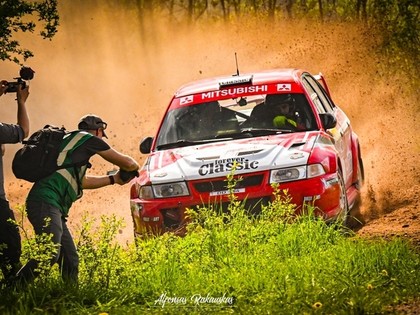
[130,68,364,237]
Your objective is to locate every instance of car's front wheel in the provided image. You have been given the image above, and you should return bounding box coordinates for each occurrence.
[337,170,350,227]
[356,156,364,190]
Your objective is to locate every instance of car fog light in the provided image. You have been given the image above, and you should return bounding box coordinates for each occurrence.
[130,203,142,217]
[143,216,160,222]
[303,195,320,202]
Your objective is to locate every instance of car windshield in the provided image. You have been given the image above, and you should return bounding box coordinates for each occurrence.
[155,93,316,150]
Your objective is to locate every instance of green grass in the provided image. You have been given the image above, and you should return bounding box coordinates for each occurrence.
[1,190,419,315]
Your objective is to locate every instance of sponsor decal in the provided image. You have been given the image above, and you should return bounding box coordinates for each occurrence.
[201,85,268,99]
[289,152,305,159]
[180,95,194,105]
[198,157,259,176]
[277,83,291,91]
[210,188,245,196]
[322,177,338,188]
[219,75,253,87]
[153,172,167,178]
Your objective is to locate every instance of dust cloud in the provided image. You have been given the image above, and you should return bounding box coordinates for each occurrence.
[1,2,418,243]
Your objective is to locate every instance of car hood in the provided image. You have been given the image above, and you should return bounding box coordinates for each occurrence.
[145,132,319,183]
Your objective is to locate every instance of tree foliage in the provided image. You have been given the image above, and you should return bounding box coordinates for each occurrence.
[0,0,59,64]
[1,0,418,74]
[132,0,419,74]
[370,0,419,71]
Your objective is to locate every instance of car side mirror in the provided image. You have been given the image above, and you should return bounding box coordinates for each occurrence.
[319,113,337,130]
[139,136,153,154]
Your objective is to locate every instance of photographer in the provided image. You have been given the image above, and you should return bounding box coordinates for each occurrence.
[16,114,139,286]
[0,81,30,283]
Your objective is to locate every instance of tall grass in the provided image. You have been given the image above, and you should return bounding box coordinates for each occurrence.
[1,188,419,314]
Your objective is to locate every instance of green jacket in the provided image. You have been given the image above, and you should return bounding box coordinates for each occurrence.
[27,131,93,216]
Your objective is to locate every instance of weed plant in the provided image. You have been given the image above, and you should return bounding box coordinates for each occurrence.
[0,187,419,314]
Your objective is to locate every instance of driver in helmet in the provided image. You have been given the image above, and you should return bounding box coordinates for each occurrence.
[249,93,299,129]
[266,94,298,129]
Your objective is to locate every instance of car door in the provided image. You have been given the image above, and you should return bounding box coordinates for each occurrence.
[302,74,354,186]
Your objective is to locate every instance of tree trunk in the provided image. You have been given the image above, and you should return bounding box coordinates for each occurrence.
[356,0,368,22]
[267,0,276,20]
[318,0,324,21]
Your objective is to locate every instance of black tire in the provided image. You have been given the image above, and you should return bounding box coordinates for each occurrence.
[337,170,350,227]
[347,157,365,231]
[356,156,364,190]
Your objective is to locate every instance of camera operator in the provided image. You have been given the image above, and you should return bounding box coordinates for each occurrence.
[0,80,30,283]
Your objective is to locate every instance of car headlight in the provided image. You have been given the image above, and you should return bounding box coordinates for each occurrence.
[154,182,190,198]
[139,182,190,199]
[270,166,306,183]
[270,164,325,183]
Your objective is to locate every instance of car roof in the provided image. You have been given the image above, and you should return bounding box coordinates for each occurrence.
[174,68,307,98]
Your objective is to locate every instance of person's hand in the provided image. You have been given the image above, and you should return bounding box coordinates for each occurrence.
[119,169,139,182]
[113,169,139,185]
[16,83,29,104]
[0,80,8,96]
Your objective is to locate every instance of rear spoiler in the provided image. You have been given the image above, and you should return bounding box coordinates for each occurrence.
[314,73,332,98]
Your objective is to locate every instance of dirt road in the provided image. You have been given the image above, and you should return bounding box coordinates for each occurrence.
[1,3,419,248]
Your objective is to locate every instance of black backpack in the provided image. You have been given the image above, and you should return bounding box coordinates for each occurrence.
[12,125,72,182]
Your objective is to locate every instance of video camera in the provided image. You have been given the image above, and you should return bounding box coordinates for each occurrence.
[4,66,35,93]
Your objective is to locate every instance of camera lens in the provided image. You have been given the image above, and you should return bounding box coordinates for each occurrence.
[20,67,35,80]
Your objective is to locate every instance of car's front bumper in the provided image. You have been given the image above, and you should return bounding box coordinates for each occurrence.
[130,171,342,237]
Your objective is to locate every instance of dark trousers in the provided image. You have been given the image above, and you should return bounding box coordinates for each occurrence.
[16,200,79,284]
[0,198,22,280]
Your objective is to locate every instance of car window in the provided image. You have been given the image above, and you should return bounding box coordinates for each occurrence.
[245,94,317,130]
[155,101,239,147]
[302,79,327,114]
[304,76,335,113]
[155,93,317,149]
